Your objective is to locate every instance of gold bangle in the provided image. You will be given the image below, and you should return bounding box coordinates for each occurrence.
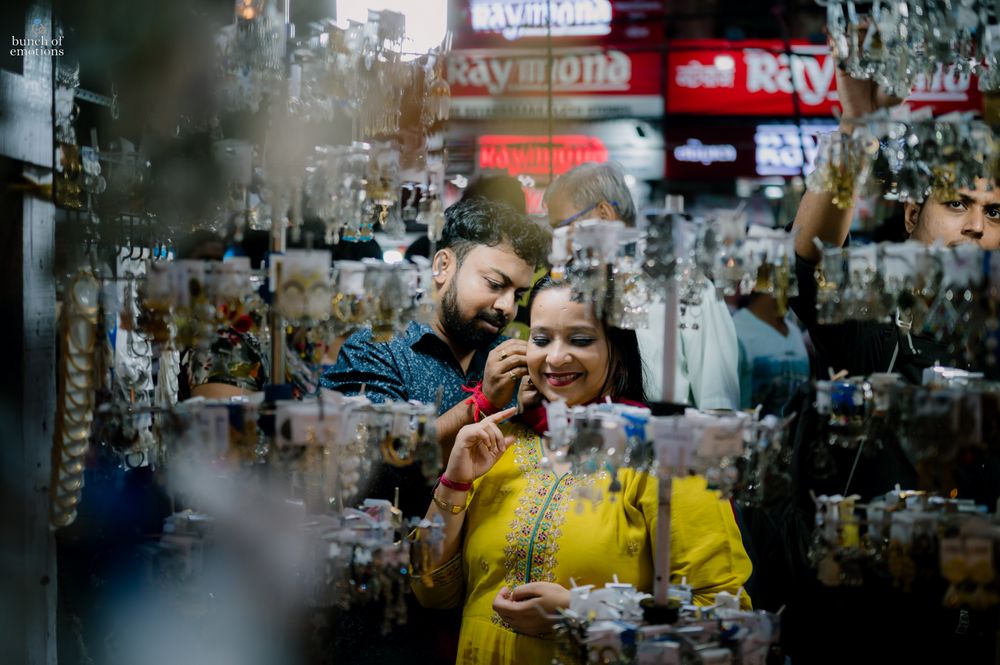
[432,482,468,515]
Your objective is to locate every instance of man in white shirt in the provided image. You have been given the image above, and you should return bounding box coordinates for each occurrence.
[543,162,740,410]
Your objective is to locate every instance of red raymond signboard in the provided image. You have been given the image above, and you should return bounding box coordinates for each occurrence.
[666,40,983,116]
[478,134,610,176]
[448,48,663,119]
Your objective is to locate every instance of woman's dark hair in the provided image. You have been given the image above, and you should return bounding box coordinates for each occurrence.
[528,276,647,405]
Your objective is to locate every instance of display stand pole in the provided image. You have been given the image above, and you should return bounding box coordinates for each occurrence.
[269,0,293,389]
[650,196,686,609]
[653,457,673,606]
[270,191,287,386]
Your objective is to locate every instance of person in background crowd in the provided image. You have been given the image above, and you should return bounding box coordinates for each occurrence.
[746,56,1000,665]
[791,71,1000,384]
[543,161,741,410]
[733,292,811,415]
[413,278,752,665]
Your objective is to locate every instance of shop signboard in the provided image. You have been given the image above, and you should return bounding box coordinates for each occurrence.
[451,0,664,48]
[478,134,609,176]
[473,120,665,181]
[448,47,663,119]
[665,126,756,179]
[666,40,983,116]
[754,122,837,176]
[447,0,664,119]
[664,121,837,179]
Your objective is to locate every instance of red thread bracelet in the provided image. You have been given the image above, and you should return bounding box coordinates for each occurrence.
[460,381,501,422]
[439,474,473,492]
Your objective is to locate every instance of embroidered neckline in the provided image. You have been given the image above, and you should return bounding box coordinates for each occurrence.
[492,428,605,631]
[502,430,580,587]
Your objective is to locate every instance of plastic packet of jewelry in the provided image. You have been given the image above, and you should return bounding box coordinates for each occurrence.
[549,226,572,280]
[806,130,873,210]
[734,611,778,665]
[275,249,332,324]
[642,211,683,288]
[636,638,681,664]
[650,415,699,474]
[274,400,317,447]
[206,256,254,303]
[736,226,798,304]
[169,260,207,310]
[171,402,231,462]
[608,227,650,330]
[79,147,106,196]
[582,622,630,661]
[564,219,626,319]
[542,401,579,464]
[368,141,400,206]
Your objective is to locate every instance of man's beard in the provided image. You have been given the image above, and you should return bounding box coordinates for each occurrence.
[439,279,508,350]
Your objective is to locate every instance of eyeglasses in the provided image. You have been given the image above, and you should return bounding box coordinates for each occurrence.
[553,200,619,228]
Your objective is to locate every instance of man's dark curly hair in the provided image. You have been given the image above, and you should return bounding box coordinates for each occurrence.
[440,197,551,269]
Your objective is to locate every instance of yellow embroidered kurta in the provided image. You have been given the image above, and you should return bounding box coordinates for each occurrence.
[412,424,753,665]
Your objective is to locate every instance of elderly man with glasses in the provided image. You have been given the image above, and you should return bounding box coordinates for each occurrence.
[543,162,740,410]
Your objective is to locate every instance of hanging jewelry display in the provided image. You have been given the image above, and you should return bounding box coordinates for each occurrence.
[821,0,1000,96]
[807,109,1000,208]
[51,271,101,528]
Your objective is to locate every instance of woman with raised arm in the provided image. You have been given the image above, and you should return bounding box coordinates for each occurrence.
[413,277,752,665]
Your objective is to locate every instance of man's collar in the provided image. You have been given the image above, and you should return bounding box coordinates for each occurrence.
[403,320,437,346]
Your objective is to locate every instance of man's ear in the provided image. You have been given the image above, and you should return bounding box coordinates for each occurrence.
[903,202,921,236]
[595,201,618,221]
[432,248,455,288]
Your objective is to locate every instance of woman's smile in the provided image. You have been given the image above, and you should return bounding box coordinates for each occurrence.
[543,371,583,387]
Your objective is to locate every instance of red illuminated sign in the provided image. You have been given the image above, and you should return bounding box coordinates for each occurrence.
[666,40,983,117]
[478,135,609,176]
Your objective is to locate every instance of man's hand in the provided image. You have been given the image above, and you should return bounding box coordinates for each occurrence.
[834,65,904,123]
[491,583,571,636]
[482,339,528,408]
[829,26,904,123]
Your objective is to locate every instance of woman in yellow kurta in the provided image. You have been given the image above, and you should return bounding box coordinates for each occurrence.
[413,279,753,665]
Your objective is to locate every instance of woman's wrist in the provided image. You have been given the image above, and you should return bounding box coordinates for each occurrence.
[434,483,469,502]
[439,473,473,491]
[432,481,470,515]
[442,461,475,486]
